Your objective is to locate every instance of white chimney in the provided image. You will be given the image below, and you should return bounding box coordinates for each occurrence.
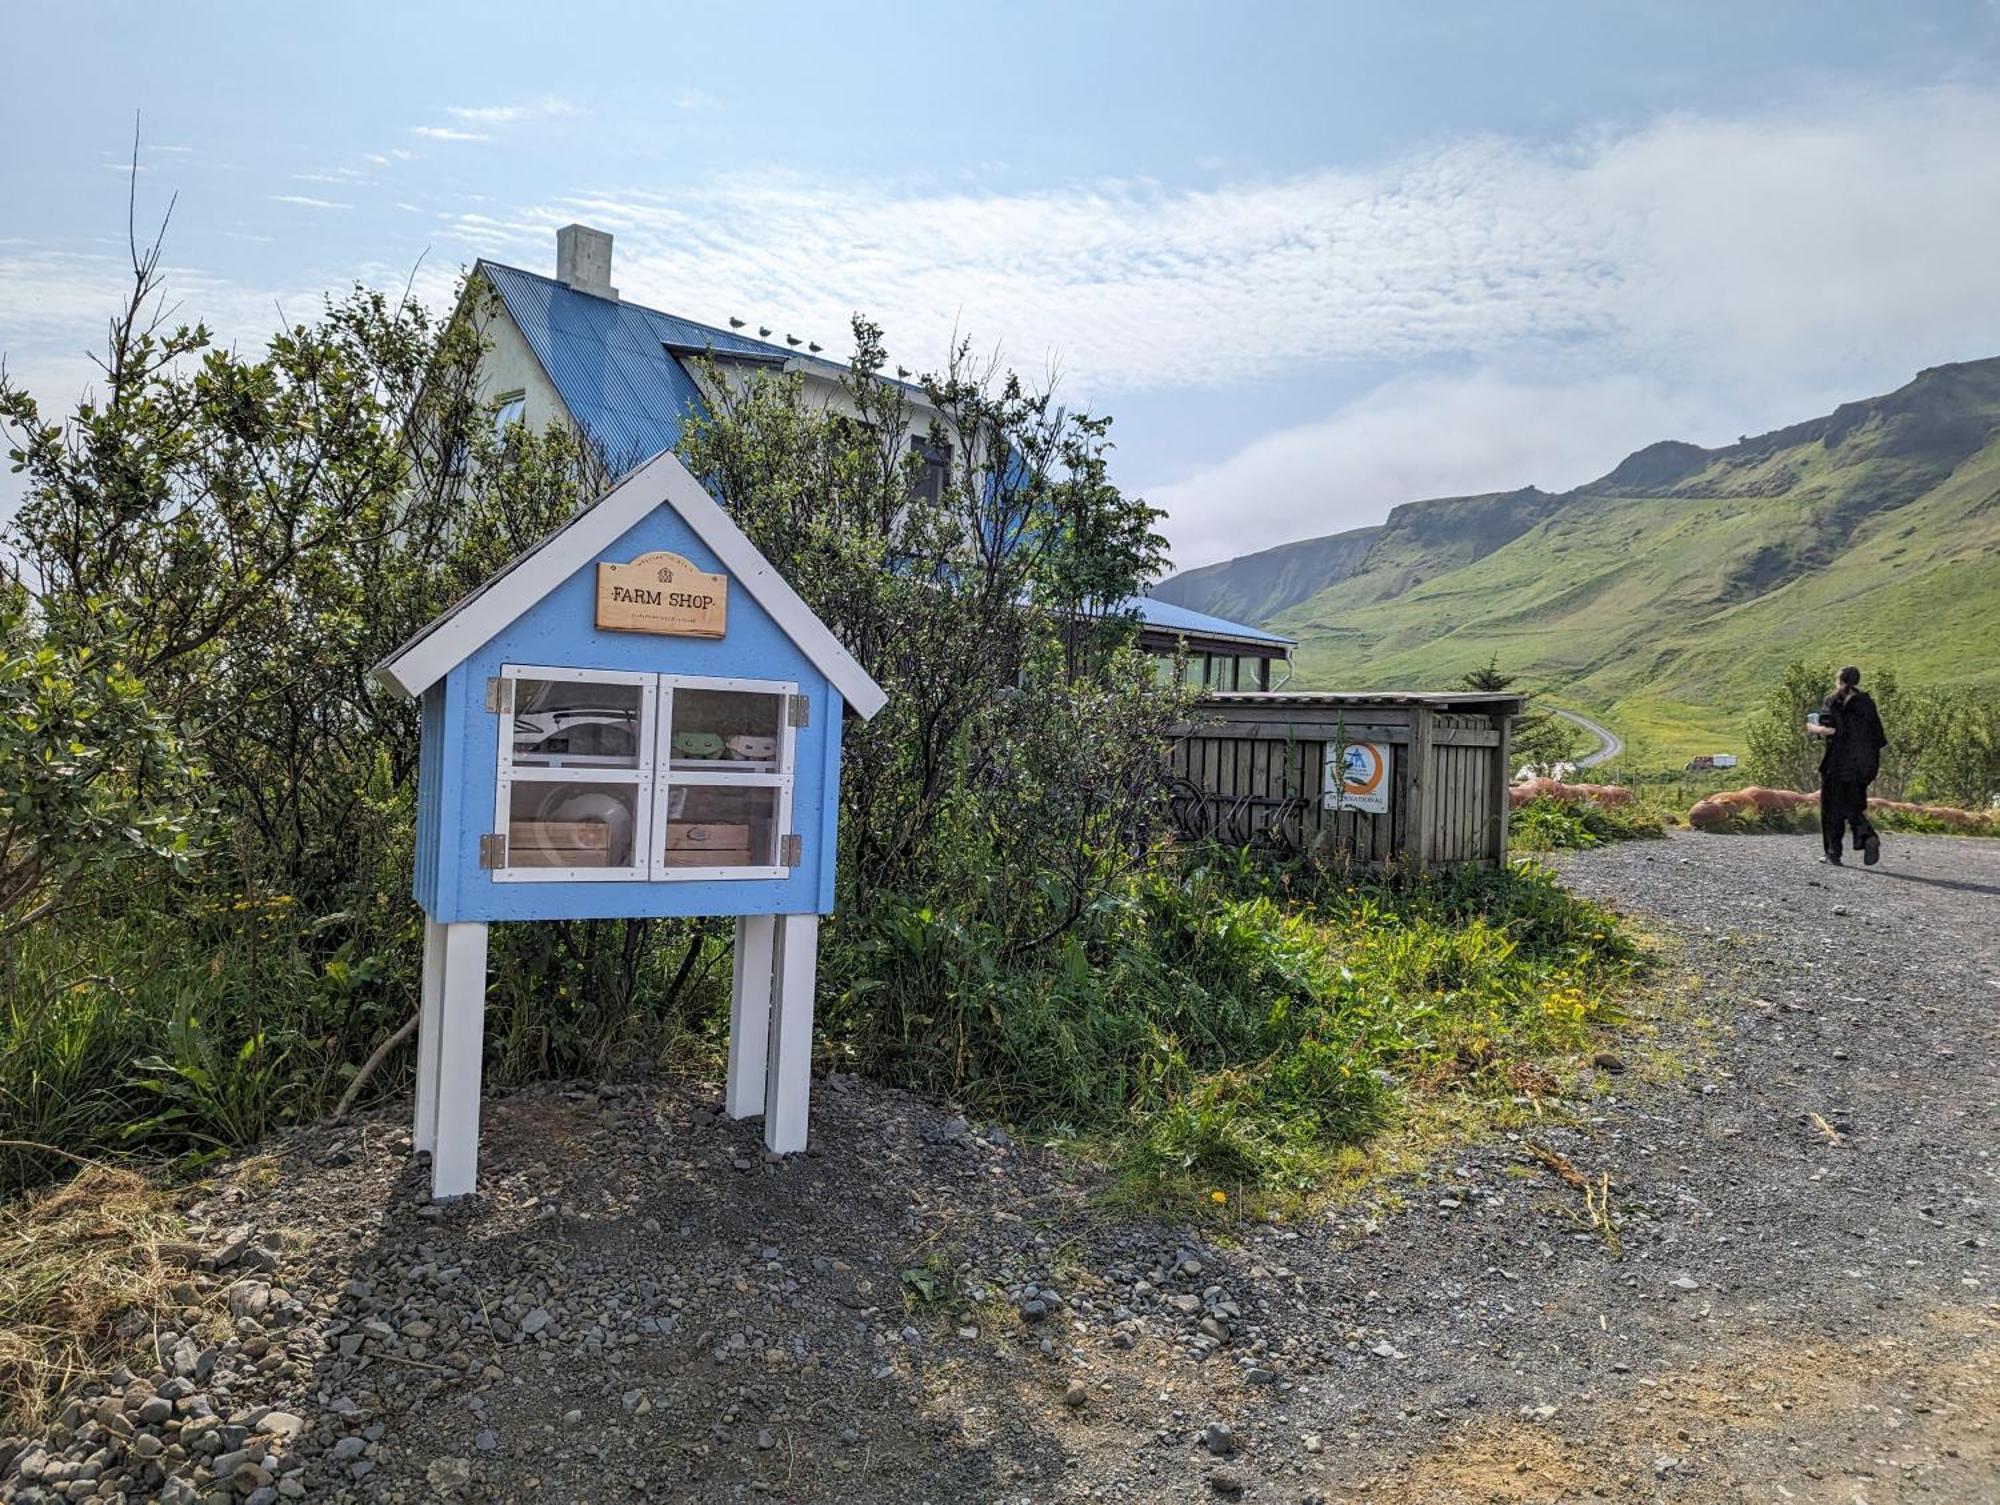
[555,224,618,302]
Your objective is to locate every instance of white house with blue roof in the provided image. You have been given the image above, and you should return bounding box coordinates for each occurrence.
[463,225,1295,688]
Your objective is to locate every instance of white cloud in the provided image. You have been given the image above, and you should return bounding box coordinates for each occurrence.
[269,194,351,210]
[1149,372,1737,570]
[8,84,1999,570]
[1139,88,2000,566]
[444,96,577,126]
[439,85,1999,422]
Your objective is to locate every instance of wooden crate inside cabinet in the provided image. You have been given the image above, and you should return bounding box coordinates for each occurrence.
[372,449,886,1199]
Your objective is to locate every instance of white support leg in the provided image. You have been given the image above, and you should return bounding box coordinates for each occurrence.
[763,913,820,1155]
[429,921,490,1200]
[412,918,447,1155]
[726,914,776,1119]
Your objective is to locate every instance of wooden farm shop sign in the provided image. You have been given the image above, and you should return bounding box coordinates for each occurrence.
[597,551,729,637]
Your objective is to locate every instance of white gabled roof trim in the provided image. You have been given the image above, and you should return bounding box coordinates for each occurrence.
[372,448,888,719]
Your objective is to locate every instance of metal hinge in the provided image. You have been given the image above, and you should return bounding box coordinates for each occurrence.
[484,677,515,714]
[779,833,803,866]
[787,694,810,728]
[479,833,509,869]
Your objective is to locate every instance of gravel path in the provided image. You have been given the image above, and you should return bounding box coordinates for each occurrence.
[3,829,1995,1503]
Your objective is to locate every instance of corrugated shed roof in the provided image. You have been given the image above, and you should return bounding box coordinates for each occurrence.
[1124,595,1295,647]
[1199,691,1527,710]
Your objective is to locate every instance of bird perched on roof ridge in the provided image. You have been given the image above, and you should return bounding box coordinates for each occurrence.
[807,341,822,353]
[786,333,802,347]
[896,365,911,379]
[728,316,745,329]
[758,326,772,337]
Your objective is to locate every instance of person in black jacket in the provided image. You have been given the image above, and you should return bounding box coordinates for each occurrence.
[1806,666,1888,865]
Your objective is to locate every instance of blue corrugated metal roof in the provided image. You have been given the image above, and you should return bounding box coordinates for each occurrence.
[480,259,802,467]
[1122,595,1294,647]
[480,259,1288,650]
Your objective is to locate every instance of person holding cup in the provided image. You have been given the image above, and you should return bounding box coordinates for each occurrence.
[1806,665,1888,866]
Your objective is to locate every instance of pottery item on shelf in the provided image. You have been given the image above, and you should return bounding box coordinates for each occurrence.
[672,731,726,760]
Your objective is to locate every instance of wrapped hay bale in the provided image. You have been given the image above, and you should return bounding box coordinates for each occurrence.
[1686,786,1814,831]
[1509,777,1635,809]
[1689,785,1993,834]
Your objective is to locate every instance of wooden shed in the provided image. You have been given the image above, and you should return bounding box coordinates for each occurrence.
[1165,691,1527,870]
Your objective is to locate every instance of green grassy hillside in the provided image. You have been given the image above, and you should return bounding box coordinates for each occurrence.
[1254,359,2000,767]
[1153,524,1381,623]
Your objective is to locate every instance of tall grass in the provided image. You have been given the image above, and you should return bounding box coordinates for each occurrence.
[6,844,1641,1220]
[1,897,731,1196]
[1510,796,1667,851]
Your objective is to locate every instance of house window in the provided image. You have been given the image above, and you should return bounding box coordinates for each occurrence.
[492,390,527,440]
[493,667,797,882]
[911,436,951,504]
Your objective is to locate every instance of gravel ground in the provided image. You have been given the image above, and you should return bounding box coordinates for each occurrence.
[3,828,1995,1503]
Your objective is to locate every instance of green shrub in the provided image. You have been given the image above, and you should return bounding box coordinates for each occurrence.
[826,847,1640,1211]
[1509,796,1665,851]
[1745,659,1999,805]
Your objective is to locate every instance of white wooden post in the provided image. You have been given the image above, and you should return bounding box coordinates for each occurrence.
[762,913,819,1154]
[726,914,776,1119]
[429,921,490,1200]
[412,918,447,1155]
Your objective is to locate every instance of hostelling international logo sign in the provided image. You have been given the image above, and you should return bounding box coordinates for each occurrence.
[1322,741,1392,815]
[596,551,728,638]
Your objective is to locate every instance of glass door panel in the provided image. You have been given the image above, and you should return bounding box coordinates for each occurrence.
[666,685,788,773]
[506,781,644,870]
[661,785,783,870]
[509,676,645,770]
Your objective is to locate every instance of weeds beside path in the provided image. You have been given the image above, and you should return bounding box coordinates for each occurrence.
[4,830,1996,1502]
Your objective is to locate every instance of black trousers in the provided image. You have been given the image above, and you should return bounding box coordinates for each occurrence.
[1820,774,1876,857]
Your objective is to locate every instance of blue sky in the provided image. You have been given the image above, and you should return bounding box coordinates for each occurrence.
[5,1,2000,568]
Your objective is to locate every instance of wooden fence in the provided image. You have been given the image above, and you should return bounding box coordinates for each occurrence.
[1165,692,1524,870]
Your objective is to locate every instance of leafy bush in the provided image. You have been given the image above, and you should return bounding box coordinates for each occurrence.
[0,581,200,944]
[1510,796,1666,851]
[1745,659,1999,805]
[0,261,729,1193]
[825,846,1640,1210]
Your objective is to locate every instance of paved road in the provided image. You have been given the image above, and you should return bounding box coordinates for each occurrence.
[1552,705,1625,766]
